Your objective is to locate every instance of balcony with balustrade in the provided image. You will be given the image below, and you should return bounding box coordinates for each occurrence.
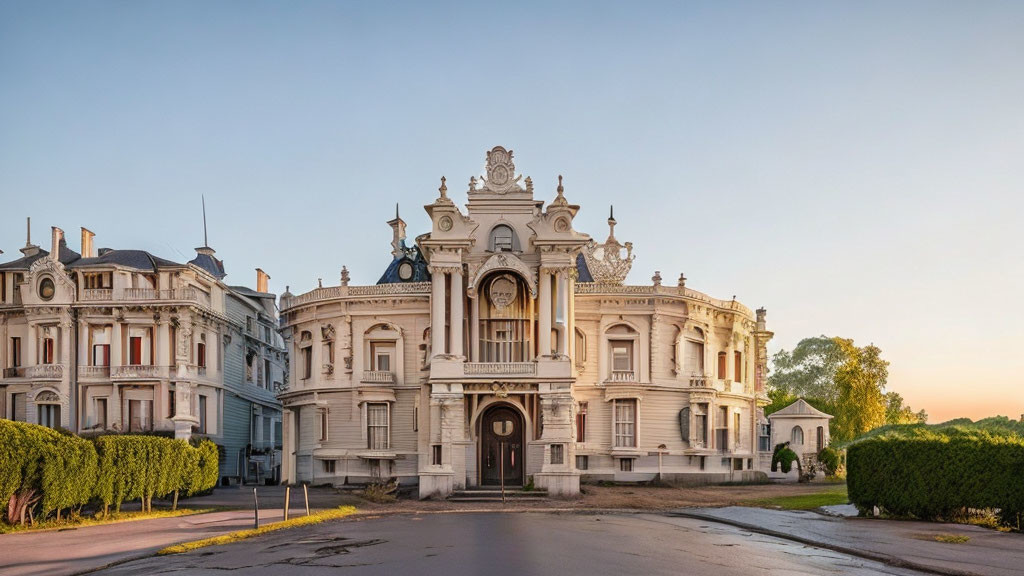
[111,365,169,380]
[607,370,637,383]
[78,365,111,381]
[2,366,25,379]
[26,364,64,380]
[361,370,395,385]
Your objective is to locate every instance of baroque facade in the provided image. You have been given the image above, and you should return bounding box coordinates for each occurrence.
[0,222,285,484]
[278,147,775,497]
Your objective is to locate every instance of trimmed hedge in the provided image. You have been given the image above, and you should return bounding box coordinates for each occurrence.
[847,427,1024,528]
[0,421,219,524]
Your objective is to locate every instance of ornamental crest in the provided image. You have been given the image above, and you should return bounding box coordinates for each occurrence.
[488,275,517,310]
[581,207,635,285]
[478,146,524,194]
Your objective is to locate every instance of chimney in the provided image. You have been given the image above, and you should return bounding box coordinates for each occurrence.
[51,227,64,261]
[387,204,407,259]
[756,307,767,331]
[256,268,270,293]
[81,227,95,258]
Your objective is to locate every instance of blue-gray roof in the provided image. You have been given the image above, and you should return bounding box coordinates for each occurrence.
[68,249,182,271]
[377,241,431,284]
[189,252,226,279]
[0,240,80,270]
[576,253,593,282]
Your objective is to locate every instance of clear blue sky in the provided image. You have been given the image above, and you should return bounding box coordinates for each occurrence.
[2,1,1022,422]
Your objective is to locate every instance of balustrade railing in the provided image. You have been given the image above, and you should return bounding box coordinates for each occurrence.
[3,366,25,378]
[464,362,537,376]
[609,370,636,383]
[111,365,166,379]
[78,365,111,379]
[81,288,113,301]
[361,370,395,383]
[26,364,64,379]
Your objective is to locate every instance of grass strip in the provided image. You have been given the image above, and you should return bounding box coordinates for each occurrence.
[0,507,227,534]
[157,506,358,555]
[742,485,849,510]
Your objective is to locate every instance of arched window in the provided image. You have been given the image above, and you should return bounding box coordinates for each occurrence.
[791,426,804,445]
[489,224,519,252]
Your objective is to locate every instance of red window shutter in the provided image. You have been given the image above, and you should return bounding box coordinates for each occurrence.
[130,337,142,365]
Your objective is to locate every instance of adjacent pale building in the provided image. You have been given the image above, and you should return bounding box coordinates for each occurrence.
[768,398,833,462]
[0,222,285,484]
[278,146,775,497]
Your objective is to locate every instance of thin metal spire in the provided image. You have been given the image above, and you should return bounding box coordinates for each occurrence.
[202,196,209,247]
[396,202,400,220]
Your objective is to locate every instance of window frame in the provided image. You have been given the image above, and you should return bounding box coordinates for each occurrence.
[366,402,390,450]
[575,401,588,443]
[613,398,637,448]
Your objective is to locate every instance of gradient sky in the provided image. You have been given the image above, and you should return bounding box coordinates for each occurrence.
[2,1,1022,423]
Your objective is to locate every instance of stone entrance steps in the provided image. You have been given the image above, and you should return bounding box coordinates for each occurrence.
[448,487,549,503]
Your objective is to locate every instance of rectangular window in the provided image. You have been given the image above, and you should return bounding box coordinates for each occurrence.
[264,359,271,388]
[758,423,771,452]
[734,412,741,446]
[432,444,442,466]
[197,395,207,434]
[614,399,636,448]
[318,409,328,441]
[576,455,589,470]
[302,348,312,380]
[685,341,704,374]
[695,405,708,447]
[575,402,588,442]
[11,337,21,367]
[717,352,727,379]
[197,342,206,368]
[168,388,176,418]
[38,404,61,428]
[129,337,142,365]
[92,344,110,366]
[734,351,743,383]
[611,342,632,372]
[371,342,393,372]
[367,403,389,450]
[550,444,564,465]
[96,398,108,429]
[11,393,25,421]
[619,458,634,472]
[42,338,54,364]
[323,459,336,474]
[128,399,152,432]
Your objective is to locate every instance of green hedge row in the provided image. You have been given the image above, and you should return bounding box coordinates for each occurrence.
[847,427,1024,527]
[0,420,219,524]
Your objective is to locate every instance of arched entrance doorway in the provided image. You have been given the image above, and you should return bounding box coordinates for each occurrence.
[479,403,525,486]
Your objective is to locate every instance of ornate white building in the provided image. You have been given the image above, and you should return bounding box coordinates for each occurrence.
[0,222,285,484]
[278,147,774,497]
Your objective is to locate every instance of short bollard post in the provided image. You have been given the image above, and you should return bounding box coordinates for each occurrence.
[253,487,260,529]
[283,486,291,522]
[303,484,310,516]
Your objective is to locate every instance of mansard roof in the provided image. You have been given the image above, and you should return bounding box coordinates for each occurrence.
[377,241,431,284]
[575,253,593,282]
[769,398,833,420]
[189,249,226,279]
[68,249,182,272]
[0,240,80,270]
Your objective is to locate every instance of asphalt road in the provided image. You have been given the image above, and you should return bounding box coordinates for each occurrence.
[96,512,929,576]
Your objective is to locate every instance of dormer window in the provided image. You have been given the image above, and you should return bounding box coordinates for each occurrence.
[489,224,517,252]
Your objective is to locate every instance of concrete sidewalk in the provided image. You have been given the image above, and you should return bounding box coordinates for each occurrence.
[0,508,292,576]
[673,506,1024,576]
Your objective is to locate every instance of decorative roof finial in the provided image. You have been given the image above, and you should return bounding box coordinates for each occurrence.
[340,266,350,286]
[652,271,662,287]
[202,195,209,248]
[678,273,687,289]
[26,216,31,246]
[468,176,477,192]
[395,203,400,220]
[439,176,447,199]
[607,205,617,241]
[318,278,323,288]
[557,175,564,195]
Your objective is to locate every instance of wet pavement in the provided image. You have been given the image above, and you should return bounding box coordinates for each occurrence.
[96,512,930,576]
[676,507,1024,576]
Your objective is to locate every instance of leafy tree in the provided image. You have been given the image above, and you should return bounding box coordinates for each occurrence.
[885,392,928,425]
[767,336,924,443]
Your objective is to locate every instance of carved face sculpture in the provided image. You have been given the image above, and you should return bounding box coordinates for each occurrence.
[488,275,517,310]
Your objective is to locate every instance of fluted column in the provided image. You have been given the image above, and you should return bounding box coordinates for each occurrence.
[538,269,552,357]
[450,268,463,358]
[431,269,446,357]
[557,270,570,355]
[469,296,479,362]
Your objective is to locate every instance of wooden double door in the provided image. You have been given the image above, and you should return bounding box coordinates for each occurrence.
[480,405,524,486]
